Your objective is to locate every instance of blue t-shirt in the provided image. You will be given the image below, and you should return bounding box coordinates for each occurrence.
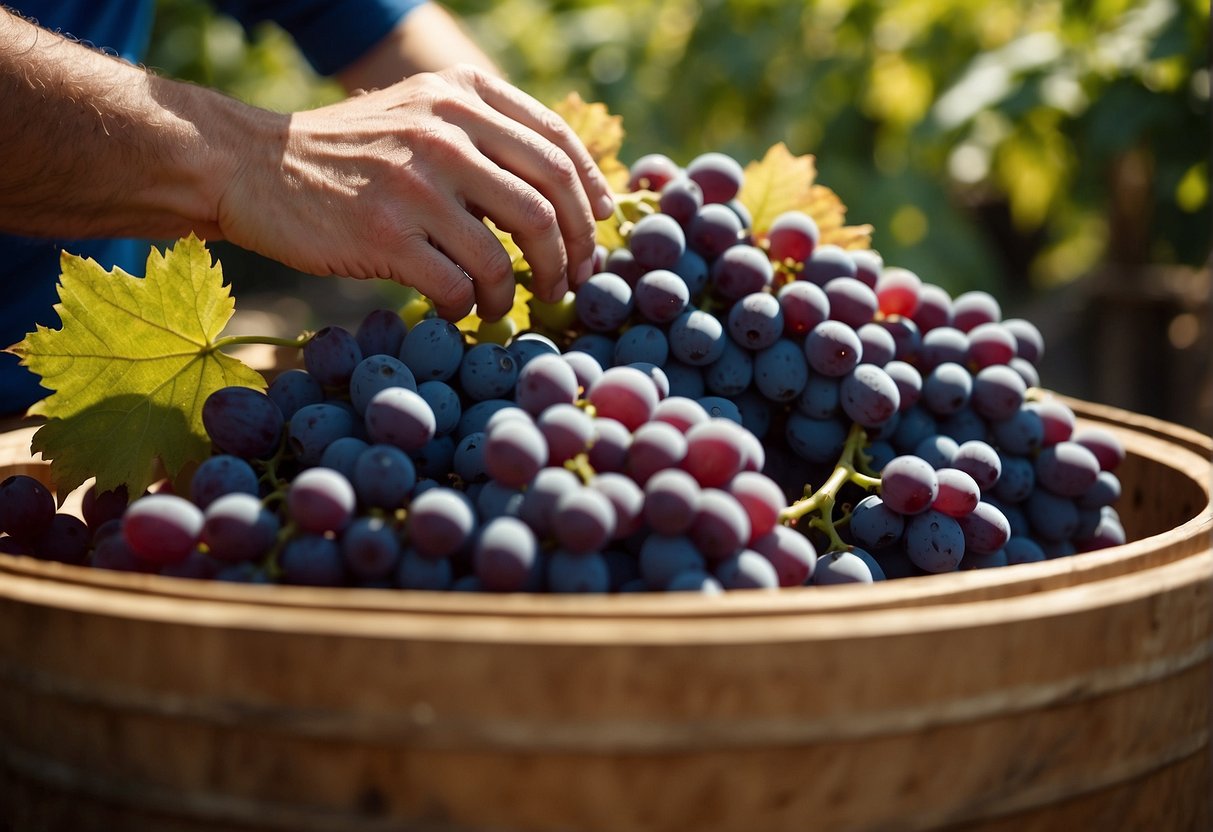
[1,0,425,416]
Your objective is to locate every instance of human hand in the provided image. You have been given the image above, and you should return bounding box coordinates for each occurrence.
[217,65,615,321]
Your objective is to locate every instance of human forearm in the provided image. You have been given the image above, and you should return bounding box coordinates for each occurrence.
[0,8,266,242]
[0,8,613,323]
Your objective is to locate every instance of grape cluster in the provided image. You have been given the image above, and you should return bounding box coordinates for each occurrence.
[0,149,1126,592]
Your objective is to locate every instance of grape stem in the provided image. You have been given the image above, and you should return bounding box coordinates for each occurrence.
[212,333,313,351]
[564,452,597,485]
[779,423,880,552]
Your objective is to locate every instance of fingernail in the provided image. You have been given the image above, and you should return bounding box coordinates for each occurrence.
[550,276,570,301]
[575,259,593,288]
[596,192,616,218]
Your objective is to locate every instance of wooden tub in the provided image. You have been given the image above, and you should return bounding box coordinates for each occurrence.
[0,398,1209,831]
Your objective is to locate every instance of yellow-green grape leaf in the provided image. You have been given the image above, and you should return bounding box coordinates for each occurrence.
[740,142,874,249]
[456,283,532,346]
[552,92,629,191]
[8,235,265,497]
[485,217,529,273]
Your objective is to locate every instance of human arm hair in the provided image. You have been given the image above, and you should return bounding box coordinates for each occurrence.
[0,7,612,321]
[0,7,254,242]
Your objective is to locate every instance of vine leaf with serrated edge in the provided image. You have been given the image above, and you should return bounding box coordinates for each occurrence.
[6,234,266,499]
[739,142,874,250]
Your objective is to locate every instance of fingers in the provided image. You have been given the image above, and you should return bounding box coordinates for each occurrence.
[457,69,616,222]
[459,106,599,301]
[393,239,476,321]
[426,207,518,322]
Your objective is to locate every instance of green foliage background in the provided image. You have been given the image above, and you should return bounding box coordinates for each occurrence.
[146,0,1210,305]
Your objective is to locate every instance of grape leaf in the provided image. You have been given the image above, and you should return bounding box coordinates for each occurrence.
[553,92,629,191]
[8,234,265,498]
[739,142,874,250]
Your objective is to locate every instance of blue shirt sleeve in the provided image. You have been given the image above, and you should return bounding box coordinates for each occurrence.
[215,0,429,77]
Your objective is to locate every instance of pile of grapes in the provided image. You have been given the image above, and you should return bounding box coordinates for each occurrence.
[0,150,1127,593]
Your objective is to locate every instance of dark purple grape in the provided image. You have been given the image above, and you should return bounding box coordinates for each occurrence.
[629,213,686,271]
[399,318,464,382]
[514,353,579,416]
[750,525,816,587]
[880,456,939,515]
[639,534,706,589]
[658,176,703,226]
[288,402,357,466]
[801,244,857,286]
[546,550,611,593]
[812,549,879,584]
[626,420,688,486]
[201,492,280,563]
[349,354,417,415]
[1003,317,1045,364]
[267,369,324,421]
[355,308,408,359]
[519,466,581,539]
[754,339,809,403]
[34,513,90,564]
[627,153,681,193]
[785,413,847,464]
[904,510,965,572]
[825,276,878,328]
[686,151,744,204]
[303,325,362,388]
[190,454,259,510]
[615,324,670,368]
[668,309,726,367]
[840,364,901,428]
[474,516,539,592]
[766,211,820,265]
[364,387,437,452]
[407,487,476,560]
[589,473,646,540]
[713,550,779,590]
[688,203,743,259]
[81,483,130,532]
[911,284,953,333]
[727,291,783,351]
[287,467,355,535]
[709,244,774,300]
[951,290,1001,332]
[804,320,862,377]
[485,419,548,489]
[849,495,905,550]
[640,468,700,536]
[0,474,56,540]
[123,494,204,565]
[689,488,751,561]
[353,444,417,509]
[552,486,617,555]
[575,272,634,332]
[281,533,345,586]
[1035,441,1101,497]
[202,386,284,460]
[341,516,402,580]
[958,501,1012,555]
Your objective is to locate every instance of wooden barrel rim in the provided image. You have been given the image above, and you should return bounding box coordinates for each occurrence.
[1,395,1209,620]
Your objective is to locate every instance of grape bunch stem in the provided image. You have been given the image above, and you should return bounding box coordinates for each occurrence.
[780,423,880,553]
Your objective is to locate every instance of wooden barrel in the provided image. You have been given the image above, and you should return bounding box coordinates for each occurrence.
[0,398,1209,832]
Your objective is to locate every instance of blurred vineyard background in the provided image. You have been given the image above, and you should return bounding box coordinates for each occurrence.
[145,0,1211,431]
